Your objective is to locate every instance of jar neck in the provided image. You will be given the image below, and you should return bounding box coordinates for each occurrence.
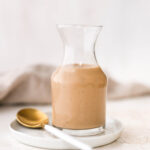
[62,45,98,65]
[57,24,102,66]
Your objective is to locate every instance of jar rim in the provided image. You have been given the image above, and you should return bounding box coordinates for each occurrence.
[56,24,103,28]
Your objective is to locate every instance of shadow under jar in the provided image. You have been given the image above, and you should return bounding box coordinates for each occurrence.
[51,24,107,136]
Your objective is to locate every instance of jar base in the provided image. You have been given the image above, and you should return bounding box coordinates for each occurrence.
[61,126,104,137]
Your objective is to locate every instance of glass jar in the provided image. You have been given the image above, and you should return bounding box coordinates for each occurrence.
[51,24,107,136]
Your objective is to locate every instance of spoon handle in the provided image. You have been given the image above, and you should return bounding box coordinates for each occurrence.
[44,125,92,150]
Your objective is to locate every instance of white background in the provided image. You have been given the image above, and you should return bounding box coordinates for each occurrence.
[0,0,150,84]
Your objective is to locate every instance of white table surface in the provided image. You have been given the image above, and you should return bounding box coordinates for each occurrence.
[0,96,150,150]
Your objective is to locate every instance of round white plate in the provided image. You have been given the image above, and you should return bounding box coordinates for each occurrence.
[9,115,123,149]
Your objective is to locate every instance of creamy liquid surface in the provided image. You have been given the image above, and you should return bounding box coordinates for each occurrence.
[51,64,107,129]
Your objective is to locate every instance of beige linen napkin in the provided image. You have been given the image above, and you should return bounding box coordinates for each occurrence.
[107,77,150,99]
[0,64,55,104]
[0,64,149,104]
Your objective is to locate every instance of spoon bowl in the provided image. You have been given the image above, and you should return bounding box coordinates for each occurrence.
[17,108,49,128]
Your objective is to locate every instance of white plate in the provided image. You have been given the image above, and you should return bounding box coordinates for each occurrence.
[9,114,123,149]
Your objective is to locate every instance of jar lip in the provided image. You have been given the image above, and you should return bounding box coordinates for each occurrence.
[56,24,103,28]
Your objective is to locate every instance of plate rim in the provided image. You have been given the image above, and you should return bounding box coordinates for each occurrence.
[9,117,123,149]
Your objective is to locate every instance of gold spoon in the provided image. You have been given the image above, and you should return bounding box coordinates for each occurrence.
[17,108,92,150]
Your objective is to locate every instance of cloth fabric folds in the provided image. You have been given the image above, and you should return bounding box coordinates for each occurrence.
[0,64,149,104]
[0,64,55,104]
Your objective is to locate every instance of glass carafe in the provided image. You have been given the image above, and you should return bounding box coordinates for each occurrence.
[51,24,107,136]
